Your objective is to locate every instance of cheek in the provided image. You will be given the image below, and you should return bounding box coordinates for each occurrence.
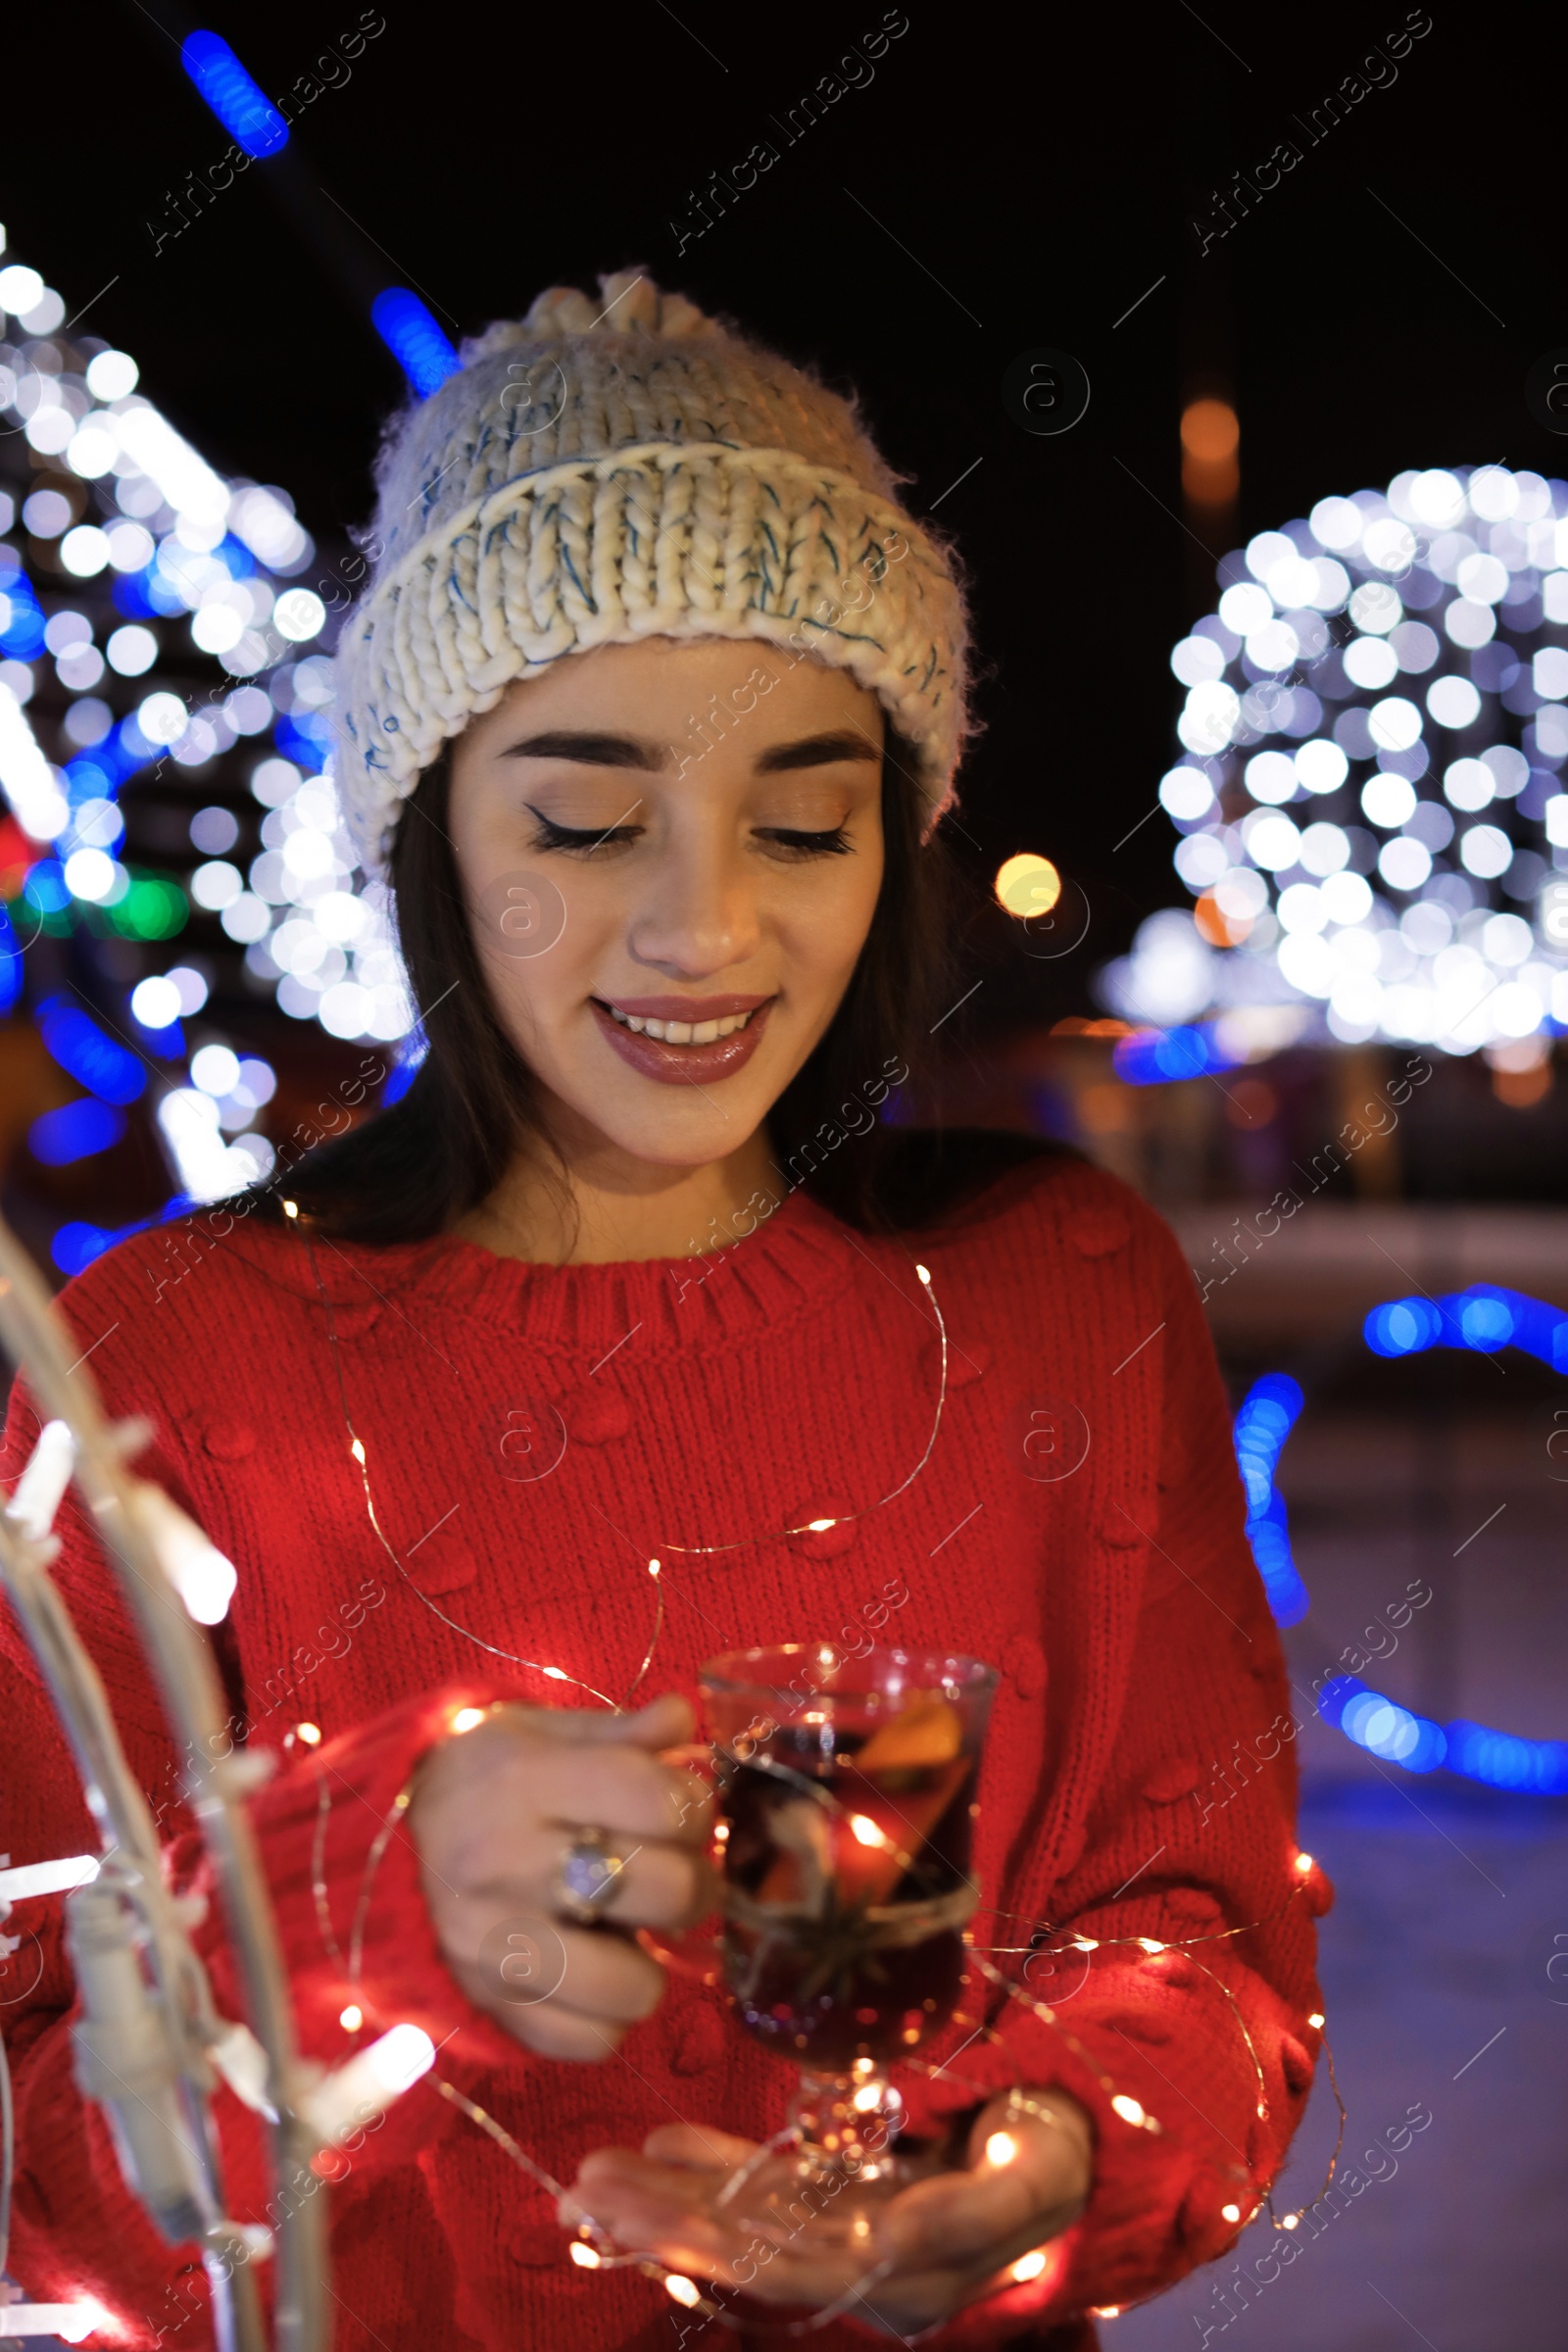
[469,873,601,1057]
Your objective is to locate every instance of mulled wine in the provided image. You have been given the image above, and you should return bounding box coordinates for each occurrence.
[697,1646,1000,2237]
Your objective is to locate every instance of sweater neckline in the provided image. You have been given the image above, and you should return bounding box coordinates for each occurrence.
[285,1182,901,1359]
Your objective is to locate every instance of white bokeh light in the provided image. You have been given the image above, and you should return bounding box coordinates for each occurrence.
[1129,463,1568,1055]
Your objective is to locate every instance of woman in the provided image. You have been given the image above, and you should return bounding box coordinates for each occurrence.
[0,273,1326,2349]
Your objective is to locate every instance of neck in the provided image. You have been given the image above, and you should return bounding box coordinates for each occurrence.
[451,1114,784,1266]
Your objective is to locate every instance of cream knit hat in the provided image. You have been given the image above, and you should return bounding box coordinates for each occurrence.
[332,270,969,875]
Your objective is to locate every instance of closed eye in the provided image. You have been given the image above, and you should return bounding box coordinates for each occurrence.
[527,811,854,859]
[526,810,642,858]
[755,825,853,858]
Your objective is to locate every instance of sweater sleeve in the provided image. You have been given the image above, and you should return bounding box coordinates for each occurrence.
[0,1362,521,2344]
[890,1208,1327,2344]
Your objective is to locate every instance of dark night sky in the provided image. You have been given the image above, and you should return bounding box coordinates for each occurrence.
[4,1,1556,1019]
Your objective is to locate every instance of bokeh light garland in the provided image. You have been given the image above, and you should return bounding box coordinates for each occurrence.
[0,219,422,1275]
[1236,1292,1568,1793]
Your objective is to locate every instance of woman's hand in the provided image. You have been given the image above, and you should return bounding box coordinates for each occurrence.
[563,2087,1093,2330]
[409,1691,714,2061]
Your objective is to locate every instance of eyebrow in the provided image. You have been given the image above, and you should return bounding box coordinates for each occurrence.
[498,727,881,772]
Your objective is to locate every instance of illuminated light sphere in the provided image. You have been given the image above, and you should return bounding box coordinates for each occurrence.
[1109,2095,1147,2127]
[568,2241,603,2269]
[984,2132,1020,2168]
[191,1044,241,1097]
[63,849,119,904]
[137,690,190,747]
[131,975,181,1029]
[1124,464,1568,1060]
[1221,2202,1243,2224]
[995,853,1062,918]
[107,624,159,678]
[339,2004,364,2032]
[296,1721,321,1745]
[663,2276,702,2308]
[273,587,327,643]
[1244,751,1296,806]
[85,348,139,400]
[60,529,110,578]
[1158,763,1214,820]
[1010,2250,1050,2281]
[0,264,46,314]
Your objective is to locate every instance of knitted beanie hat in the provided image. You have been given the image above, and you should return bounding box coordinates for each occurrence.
[332,270,970,875]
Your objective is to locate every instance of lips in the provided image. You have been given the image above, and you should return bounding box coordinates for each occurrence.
[590,995,774,1087]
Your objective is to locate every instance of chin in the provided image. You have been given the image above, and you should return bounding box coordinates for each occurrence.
[563,1085,769,1171]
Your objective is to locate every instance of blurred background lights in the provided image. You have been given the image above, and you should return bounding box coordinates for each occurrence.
[995,852,1062,918]
[181,28,290,158]
[1107,465,1568,1055]
[1181,397,1239,507]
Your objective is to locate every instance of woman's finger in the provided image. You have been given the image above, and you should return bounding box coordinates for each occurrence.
[640,2121,761,2171]
[450,1911,664,2030]
[531,1741,711,1845]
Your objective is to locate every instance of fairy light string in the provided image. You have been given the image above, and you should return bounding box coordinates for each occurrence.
[280,1200,1336,2315]
[290,1206,948,1708]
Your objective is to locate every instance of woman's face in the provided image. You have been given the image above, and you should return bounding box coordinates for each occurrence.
[446,639,886,1168]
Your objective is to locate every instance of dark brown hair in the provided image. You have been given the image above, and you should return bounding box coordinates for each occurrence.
[265,727,968,1243]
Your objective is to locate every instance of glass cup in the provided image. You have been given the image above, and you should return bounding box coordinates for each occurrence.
[694,1642,999,2250]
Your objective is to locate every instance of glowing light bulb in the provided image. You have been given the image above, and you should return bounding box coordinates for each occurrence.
[1009,2250,1048,2281]
[852,2083,883,2112]
[1110,2094,1147,2128]
[1221,2202,1242,2224]
[568,2241,602,2270]
[849,1814,885,1848]
[339,2004,363,2033]
[451,1706,486,1734]
[915,1261,932,1285]
[1294,1851,1313,1874]
[542,1665,569,1682]
[985,2131,1020,2168]
[663,2276,702,2308]
[1073,1936,1100,1951]
[648,1557,661,1577]
[1281,2212,1299,2230]
[808,1517,837,1532]
[1137,1936,1167,1953]
[296,1722,321,1746]
[1308,2012,1325,2030]
[350,1438,366,1466]
[282,1199,298,1218]
[1090,2306,1123,2320]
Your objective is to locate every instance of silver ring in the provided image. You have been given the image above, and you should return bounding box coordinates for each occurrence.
[554,1827,627,1926]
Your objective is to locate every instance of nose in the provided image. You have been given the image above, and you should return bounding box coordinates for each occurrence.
[627,830,762,978]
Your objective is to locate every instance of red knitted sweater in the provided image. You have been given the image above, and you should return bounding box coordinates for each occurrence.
[0,1146,1326,2351]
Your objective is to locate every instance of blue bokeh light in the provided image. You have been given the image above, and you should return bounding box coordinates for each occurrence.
[1364,1284,1568,1373]
[1114,1021,1243,1087]
[36,996,146,1105]
[1255,1287,1568,1795]
[1232,1372,1310,1626]
[0,905,21,1016]
[29,1098,127,1166]
[181,30,289,159]
[0,568,47,660]
[370,289,461,400]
